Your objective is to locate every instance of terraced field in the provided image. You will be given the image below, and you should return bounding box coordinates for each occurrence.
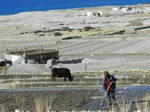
[0,71,150,89]
[45,39,150,56]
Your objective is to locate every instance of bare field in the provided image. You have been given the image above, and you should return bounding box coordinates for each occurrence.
[0,4,150,53]
[50,39,150,55]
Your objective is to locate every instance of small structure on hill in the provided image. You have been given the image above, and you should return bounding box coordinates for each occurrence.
[112,7,132,11]
[5,49,59,64]
[87,11,103,16]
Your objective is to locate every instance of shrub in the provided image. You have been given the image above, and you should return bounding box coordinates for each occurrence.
[130,20,143,26]
[38,34,45,36]
[54,32,62,36]
[83,26,95,31]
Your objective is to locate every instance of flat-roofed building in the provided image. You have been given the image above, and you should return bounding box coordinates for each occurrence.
[5,49,59,64]
[87,11,103,16]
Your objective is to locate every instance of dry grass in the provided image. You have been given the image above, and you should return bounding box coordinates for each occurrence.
[130,14,150,17]
[0,93,149,112]
[136,29,150,33]
[34,96,45,112]
[59,28,113,37]
[136,94,150,112]
[129,20,143,26]
[11,76,20,89]
[113,69,150,78]
[0,66,9,75]
[34,94,52,112]
[0,104,6,112]
[117,99,131,112]
[3,69,149,90]
[117,78,133,85]
[15,96,26,111]
[108,94,149,112]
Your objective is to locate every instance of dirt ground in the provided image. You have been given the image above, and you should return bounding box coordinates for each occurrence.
[0,86,149,112]
[0,89,100,112]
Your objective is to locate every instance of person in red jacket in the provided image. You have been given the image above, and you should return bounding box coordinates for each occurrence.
[102,71,117,104]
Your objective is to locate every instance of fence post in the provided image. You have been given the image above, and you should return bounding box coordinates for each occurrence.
[85,64,87,72]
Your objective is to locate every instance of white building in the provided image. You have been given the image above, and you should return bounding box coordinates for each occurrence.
[87,11,103,16]
[112,7,132,11]
[112,8,119,10]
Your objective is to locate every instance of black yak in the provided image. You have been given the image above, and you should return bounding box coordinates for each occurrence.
[51,68,73,82]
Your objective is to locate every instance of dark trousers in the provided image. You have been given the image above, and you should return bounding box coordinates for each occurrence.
[107,90,115,103]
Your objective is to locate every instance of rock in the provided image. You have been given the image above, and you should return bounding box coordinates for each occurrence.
[45,59,56,68]
[124,87,128,90]
[15,110,20,112]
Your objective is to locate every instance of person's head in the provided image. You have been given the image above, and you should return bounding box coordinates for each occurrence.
[104,71,110,78]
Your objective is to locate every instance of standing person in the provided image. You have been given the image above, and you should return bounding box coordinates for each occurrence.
[102,71,117,105]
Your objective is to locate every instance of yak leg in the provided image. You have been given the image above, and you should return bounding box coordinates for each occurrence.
[64,77,67,82]
[51,76,56,82]
[51,76,54,82]
[54,77,56,82]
